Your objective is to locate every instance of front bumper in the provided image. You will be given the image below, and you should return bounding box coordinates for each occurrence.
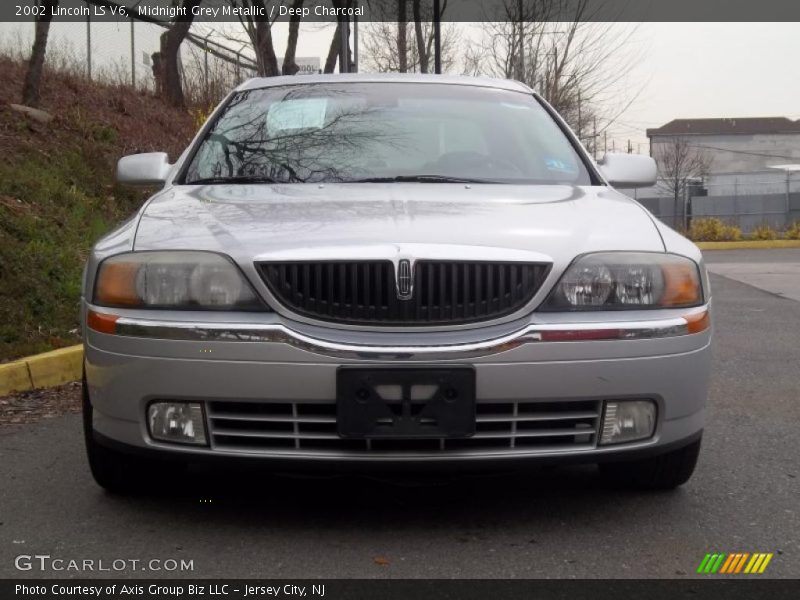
[84,303,712,465]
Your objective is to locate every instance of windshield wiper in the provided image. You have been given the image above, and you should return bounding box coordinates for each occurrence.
[187,175,279,185]
[349,175,503,184]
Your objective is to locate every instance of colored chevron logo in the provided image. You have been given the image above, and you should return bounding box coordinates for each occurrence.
[697,552,774,574]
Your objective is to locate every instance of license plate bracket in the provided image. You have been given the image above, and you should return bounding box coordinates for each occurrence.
[337,368,476,439]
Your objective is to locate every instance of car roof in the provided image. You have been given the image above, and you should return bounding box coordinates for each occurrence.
[236,72,534,94]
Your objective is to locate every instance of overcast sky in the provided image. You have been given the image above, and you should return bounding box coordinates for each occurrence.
[3,20,799,153]
[616,22,800,150]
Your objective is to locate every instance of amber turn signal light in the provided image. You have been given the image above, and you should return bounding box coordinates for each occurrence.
[683,310,711,334]
[94,262,141,306]
[661,263,702,306]
[87,310,119,335]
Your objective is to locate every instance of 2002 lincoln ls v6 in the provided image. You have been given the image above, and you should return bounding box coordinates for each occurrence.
[82,74,712,492]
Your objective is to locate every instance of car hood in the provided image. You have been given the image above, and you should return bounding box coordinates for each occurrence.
[134,183,664,267]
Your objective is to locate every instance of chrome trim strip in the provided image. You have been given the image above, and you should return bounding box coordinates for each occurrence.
[110,314,699,360]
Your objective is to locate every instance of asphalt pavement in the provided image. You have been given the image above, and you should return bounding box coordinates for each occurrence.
[705,248,800,302]
[1,250,799,579]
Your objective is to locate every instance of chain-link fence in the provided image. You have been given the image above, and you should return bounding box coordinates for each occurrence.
[632,171,800,232]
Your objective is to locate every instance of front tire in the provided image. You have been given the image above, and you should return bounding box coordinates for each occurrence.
[599,438,702,490]
[82,375,181,494]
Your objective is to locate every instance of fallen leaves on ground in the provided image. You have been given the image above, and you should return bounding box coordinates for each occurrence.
[0,381,81,427]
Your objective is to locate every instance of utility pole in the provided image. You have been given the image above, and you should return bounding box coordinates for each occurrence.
[433,0,442,74]
[338,8,350,73]
[786,172,792,219]
[86,11,92,81]
[203,33,211,100]
[519,7,525,81]
[577,91,582,143]
[592,117,597,160]
[130,19,135,88]
[353,13,358,72]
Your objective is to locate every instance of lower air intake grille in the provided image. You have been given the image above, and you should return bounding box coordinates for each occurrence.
[207,400,601,456]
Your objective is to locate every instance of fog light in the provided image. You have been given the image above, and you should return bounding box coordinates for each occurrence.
[147,402,207,445]
[600,400,656,445]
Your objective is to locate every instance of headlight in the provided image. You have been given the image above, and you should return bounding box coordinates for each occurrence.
[94,251,265,310]
[541,252,702,311]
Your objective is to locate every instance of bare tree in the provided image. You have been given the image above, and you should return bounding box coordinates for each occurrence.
[282,0,304,75]
[226,1,307,77]
[361,0,456,73]
[397,0,408,72]
[153,0,202,108]
[653,137,713,229]
[466,0,642,152]
[22,0,59,107]
[322,1,353,73]
[227,1,278,76]
[411,0,426,73]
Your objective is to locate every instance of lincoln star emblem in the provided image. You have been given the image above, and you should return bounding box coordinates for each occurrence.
[396,259,413,300]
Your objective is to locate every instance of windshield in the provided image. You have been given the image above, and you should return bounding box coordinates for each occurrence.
[182,82,593,186]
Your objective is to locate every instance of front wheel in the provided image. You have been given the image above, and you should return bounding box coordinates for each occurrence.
[599,438,702,490]
[82,376,182,494]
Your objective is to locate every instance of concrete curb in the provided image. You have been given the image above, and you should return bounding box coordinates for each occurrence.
[697,240,800,250]
[0,345,83,396]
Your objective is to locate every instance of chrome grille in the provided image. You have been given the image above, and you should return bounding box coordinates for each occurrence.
[207,400,601,456]
[258,261,550,326]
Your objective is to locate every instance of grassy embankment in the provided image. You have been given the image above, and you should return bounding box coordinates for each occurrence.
[0,56,195,360]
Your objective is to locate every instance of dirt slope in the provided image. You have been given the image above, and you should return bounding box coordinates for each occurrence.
[0,56,195,360]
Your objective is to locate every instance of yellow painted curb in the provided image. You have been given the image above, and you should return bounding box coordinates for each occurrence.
[0,362,33,396]
[0,345,83,396]
[698,240,800,250]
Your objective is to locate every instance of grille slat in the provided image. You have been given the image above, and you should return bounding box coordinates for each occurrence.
[499,265,507,310]
[438,263,446,321]
[450,263,459,320]
[213,428,342,441]
[208,400,600,455]
[211,413,337,424]
[260,260,550,326]
[340,264,348,315]
[476,411,599,423]
[363,263,371,318]
[471,428,593,440]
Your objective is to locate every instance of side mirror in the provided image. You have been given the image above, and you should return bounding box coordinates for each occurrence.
[116,152,172,186]
[597,153,657,189]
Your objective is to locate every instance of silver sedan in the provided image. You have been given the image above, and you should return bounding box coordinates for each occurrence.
[81,74,712,492]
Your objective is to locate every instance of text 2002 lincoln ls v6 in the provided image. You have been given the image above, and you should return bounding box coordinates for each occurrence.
[82,74,712,492]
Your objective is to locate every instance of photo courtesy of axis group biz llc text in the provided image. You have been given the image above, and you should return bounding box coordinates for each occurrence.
[0,1,799,599]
